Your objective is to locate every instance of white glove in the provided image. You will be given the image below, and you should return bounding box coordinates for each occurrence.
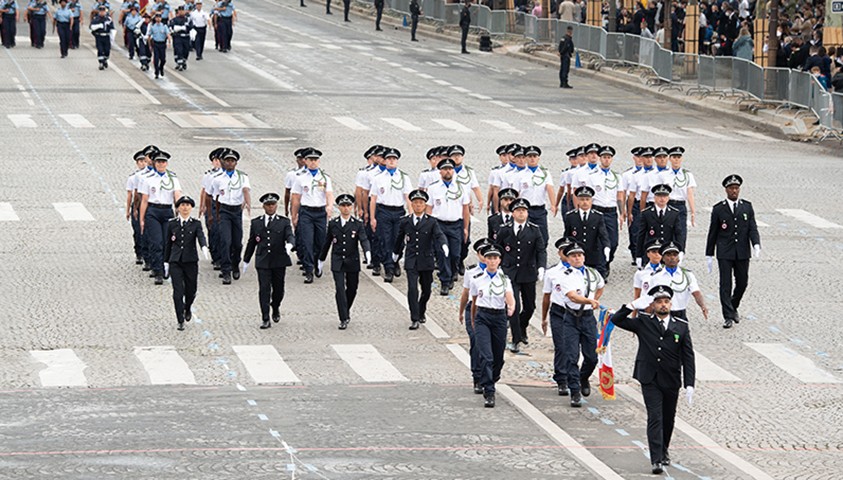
[317,260,324,272]
[164,262,169,277]
[685,386,695,406]
[635,257,642,269]
[537,267,545,281]
[706,256,713,273]
[90,23,103,31]
[631,294,654,311]
[603,247,611,263]
[442,244,450,257]
[752,244,761,259]
[391,253,399,263]
[365,251,372,264]
[201,246,210,260]
[285,243,294,256]
[242,262,249,274]
[678,251,685,264]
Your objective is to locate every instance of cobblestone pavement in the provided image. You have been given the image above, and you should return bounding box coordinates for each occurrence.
[0,0,842,478]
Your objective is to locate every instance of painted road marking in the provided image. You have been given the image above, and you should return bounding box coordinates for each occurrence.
[7,114,37,128]
[53,202,95,221]
[432,119,473,133]
[585,124,634,137]
[331,344,408,383]
[332,116,371,131]
[116,117,136,128]
[482,120,522,134]
[382,117,423,132]
[695,351,741,382]
[232,345,301,384]
[733,130,780,141]
[631,125,686,138]
[535,121,576,135]
[746,343,841,383]
[134,346,197,385]
[775,209,843,229]
[679,127,733,139]
[0,203,20,221]
[30,349,88,387]
[58,114,94,128]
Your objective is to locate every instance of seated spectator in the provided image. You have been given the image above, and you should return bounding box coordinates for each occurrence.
[810,66,829,91]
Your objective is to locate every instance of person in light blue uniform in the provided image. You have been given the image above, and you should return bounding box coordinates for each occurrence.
[0,0,18,48]
[118,0,138,47]
[89,5,113,69]
[53,0,73,56]
[213,0,233,52]
[68,0,80,47]
[27,0,50,48]
[123,5,140,58]
[149,13,169,78]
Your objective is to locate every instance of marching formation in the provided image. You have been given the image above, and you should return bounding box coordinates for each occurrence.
[125,141,761,474]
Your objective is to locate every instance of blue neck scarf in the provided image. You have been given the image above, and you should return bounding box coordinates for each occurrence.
[308,168,319,176]
[634,166,642,172]
[443,181,451,188]
[225,169,235,177]
[649,263,660,271]
[576,266,586,273]
[454,165,463,173]
[378,165,386,172]
[478,262,487,270]
[657,166,667,172]
[386,168,396,175]
[156,170,166,177]
[487,270,497,279]
[673,168,680,174]
[644,166,653,172]
[528,166,538,172]
[562,261,571,268]
[601,167,610,174]
[587,163,597,170]
[665,266,677,275]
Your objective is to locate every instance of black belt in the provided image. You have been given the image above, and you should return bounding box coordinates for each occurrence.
[477,306,505,314]
[528,205,546,210]
[668,200,685,206]
[593,206,616,213]
[57,21,70,24]
[438,219,461,225]
[154,40,167,45]
[378,205,404,212]
[301,205,325,212]
[219,204,241,212]
[565,307,594,318]
[149,203,172,209]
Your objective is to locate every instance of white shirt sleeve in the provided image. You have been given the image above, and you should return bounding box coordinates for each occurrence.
[687,270,700,293]
[291,176,303,195]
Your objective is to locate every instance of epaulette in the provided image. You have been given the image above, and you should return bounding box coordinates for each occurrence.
[653,266,664,274]
[526,221,538,227]
[591,210,604,216]
[565,209,577,215]
[466,264,477,270]
[168,217,179,222]
[235,169,247,176]
[295,169,308,176]
[168,170,178,177]
[473,271,485,279]
[643,206,655,213]
[673,317,689,324]
[428,180,442,187]
[491,165,504,171]
[666,205,679,212]
[624,166,634,172]
[741,199,752,205]
[563,268,573,275]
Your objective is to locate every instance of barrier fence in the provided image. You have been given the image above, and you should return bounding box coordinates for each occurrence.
[361,0,839,136]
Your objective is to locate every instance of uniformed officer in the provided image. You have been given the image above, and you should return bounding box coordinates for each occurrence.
[369,147,412,282]
[650,241,709,321]
[426,158,470,296]
[665,146,697,251]
[705,174,760,329]
[469,244,516,407]
[53,0,73,57]
[622,147,645,264]
[291,148,333,283]
[164,196,209,331]
[612,286,696,474]
[122,5,140,59]
[497,144,524,191]
[486,144,511,213]
[68,0,81,48]
[118,0,138,48]
[0,0,19,48]
[633,238,663,299]
[409,0,420,40]
[458,0,471,53]
[569,143,601,195]
[373,0,383,30]
[511,145,555,245]
[125,150,147,265]
[134,13,152,70]
[458,238,491,394]
[210,148,251,285]
[320,194,371,330]
[563,186,610,278]
[168,5,190,70]
[558,24,574,88]
[563,146,588,209]
[540,236,576,396]
[585,145,623,278]
[495,197,547,353]
[486,187,516,242]
[148,13,169,78]
[199,147,224,269]
[637,146,671,210]
[138,150,182,284]
[188,0,209,59]
[635,184,681,265]
[449,144,483,268]
[358,145,386,269]
[284,148,307,217]
[394,189,448,330]
[553,148,579,214]
[416,146,441,191]
[27,0,49,48]
[342,0,350,21]
[90,5,113,69]
[243,193,295,329]
[132,145,158,271]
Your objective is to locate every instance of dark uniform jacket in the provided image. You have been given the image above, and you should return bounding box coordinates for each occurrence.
[558,34,574,57]
[635,205,681,258]
[486,212,512,241]
[459,4,470,28]
[319,216,370,272]
[563,209,609,264]
[494,220,547,283]
[243,214,295,269]
[393,213,446,272]
[611,304,696,391]
[409,0,420,16]
[164,217,207,263]
[704,199,760,261]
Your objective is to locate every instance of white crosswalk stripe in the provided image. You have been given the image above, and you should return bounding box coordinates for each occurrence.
[529,107,559,115]
[695,352,741,382]
[560,108,592,116]
[58,114,94,128]
[116,117,136,128]
[450,86,471,93]
[433,79,452,86]
[469,93,493,100]
[534,122,576,135]
[746,343,841,383]
[53,202,95,221]
[30,349,88,387]
[382,117,423,131]
[8,114,37,128]
[511,108,535,116]
[134,346,197,385]
[489,100,514,108]
[631,125,687,138]
[320,44,342,50]
[0,202,20,221]
[332,344,408,382]
[332,116,371,131]
[482,120,522,133]
[733,130,781,142]
[775,209,843,229]
[432,119,473,132]
[679,127,734,139]
[585,123,634,137]
[233,345,300,384]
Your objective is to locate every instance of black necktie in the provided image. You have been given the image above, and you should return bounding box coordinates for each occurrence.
[658,210,664,222]
[414,216,419,226]
[267,216,272,228]
[582,212,587,223]
[504,215,510,224]
[516,224,522,236]
[659,318,666,333]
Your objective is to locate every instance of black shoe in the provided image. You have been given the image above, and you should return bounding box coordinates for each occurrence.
[393,266,401,278]
[154,274,164,285]
[304,273,314,284]
[458,263,465,275]
[418,317,426,324]
[149,271,157,278]
[411,38,418,41]
[99,64,104,70]
[461,50,469,54]
[440,284,449,296]
[372,265,381,276]
[135,256,144,265]
[557,385,570,396]
[662,451,670,466]
[232,270,240,280]
[143,262,152,271]
[581,376,591,397]
[299,265,305,271]
[345,18,351,22]
[521,334,529,346]
[213,262,221,270]
[723,318,734,329]
[219,272,224,278]
[326,10,332,14]
[570,391,582,407]
[366,262,373,269]
[272,309,280,323]
[376,27,383,31]
[177,321,185,331]
[473,382,483,394]
[563,84,573,89]
[222,274,232,285]
[383,272,393,283]
[339,319,349,330]
[409,320,420,330]
[184,309,192,322]
[484,393,495,408]
[651,463,664,474]
[733,313,740,324]
[315,265,323,278]
[260,319,271,329]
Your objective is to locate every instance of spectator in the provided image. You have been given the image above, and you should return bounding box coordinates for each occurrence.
[559,0,575,21]
[717,3,738,56]
[818,46,832,79]
[788,36,809,70]
[810,66,829,90]
[733,26,753,60]
[738,0,750,20]
[803,45,822,72]
[777,36,793,67]
[573,0,583,23]
[531,1,542,17]
[631,2,645,35]
[830,63,843,92]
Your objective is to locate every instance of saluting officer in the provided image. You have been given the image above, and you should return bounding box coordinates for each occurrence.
[164,196,209,331]
[90,5,113,69]
[211,148,250,285]
[393,189,448,330]
[369,147,412,282]
[426,157,470,296]
[242,193,295,330]
[540,236,576,397]
[458,238,491,395]
[585,145,623,278]
[199,147,223,270]
[705,174,761,329]
[290,148,333,284]
[563,186,610,277]
[125,150,147,265]
[486,187,516,241]
[495,197,547,353]
[139,150,182,285]
[612,286,696,474]
[636,184,681,265]
[469,244,516,408]
[320,194,371,330]
[650,241,709,321]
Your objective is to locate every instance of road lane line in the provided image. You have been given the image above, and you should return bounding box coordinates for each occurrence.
[134,346,197,385]
[53,202,95,221]
[535,121,575,135]
[166,67,232,107]
[631,125,686,138]
[382,117,423,131]
[695,352,741,382]
[0,203,20,221]
[232,345,300,384]
[58,114,95,128]
[745,343,841,383]
[584,124,634,137]
[679,127,733,139]
[331,344,408,382]
[332,116,370,130]
[432,119,473,132]
[733,130,780,142]
[481,120,522,133]
[7,114,37,128]
[30,349,88,387]
[775,209,843,229]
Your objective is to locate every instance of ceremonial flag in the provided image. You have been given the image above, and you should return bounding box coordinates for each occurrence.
[596,307,616,400]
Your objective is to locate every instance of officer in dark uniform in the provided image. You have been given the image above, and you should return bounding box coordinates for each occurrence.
[164,196,208,331]
[494,197,547,352]
[705,174,761,329]
[558,25,574,88]
[563,186,610,277]
[320,194,371,330]
[90,5,113,69]
[341,0,349,21]
[611,285,696,474]
[242,193,295,330]
[374,0,383,30]
[458,0,471,53]
[169,5,190,70]
[1,0,19,48]
[134,13,152,71]
[393,189,448,330]
[635,184,681,265]
[409,0,420,41]
[486,187,516,241]
[28,0,48,48]
[69,0,81,48]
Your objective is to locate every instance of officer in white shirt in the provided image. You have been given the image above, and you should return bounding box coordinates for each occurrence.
[569,143,601,206]
[458,238,491,395]
[199,147,223,269]
[541,236,577,396]
[498,144,525,190]
[290,148,333,284]
[511,145,555,245]
[210,148,250,284]
[426,157,471,294]
[369,147,412,281]
[187,0,209,59]
[126,150,147,265]
[622,147,645,265]
[284,148,307,217]
[554,148,579,215]
[486,144,510,214]
[634,239,663,299]
[449,144,483,269]
[586,145,624,277]
[416,146,442,191]
[638,146,671,211]
[356,145,384,267]
[469,244,516,408]
[132,145,158,271]
[139,150,183,284]
[650,241,708,321]
[556,241,605,407]
[664,146,697,250]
